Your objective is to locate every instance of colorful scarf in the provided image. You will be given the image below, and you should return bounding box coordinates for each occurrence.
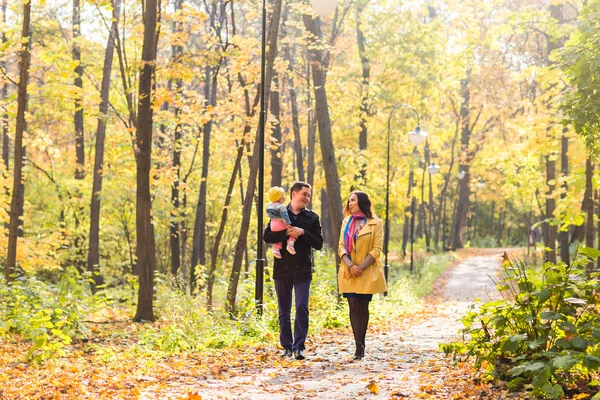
[344,212,367,255]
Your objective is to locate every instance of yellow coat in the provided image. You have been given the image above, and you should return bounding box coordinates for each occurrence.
[337,216,387,294]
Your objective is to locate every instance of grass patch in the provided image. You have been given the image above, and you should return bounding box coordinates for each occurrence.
[0,250,456,360]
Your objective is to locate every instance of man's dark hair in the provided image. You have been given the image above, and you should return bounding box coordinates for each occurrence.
[290,181,311,196]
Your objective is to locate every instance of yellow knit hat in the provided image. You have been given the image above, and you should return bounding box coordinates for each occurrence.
[268,186,285,202]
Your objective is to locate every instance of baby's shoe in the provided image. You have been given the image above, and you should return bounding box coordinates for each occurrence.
[273,248,282,259]
[286,244,296,255]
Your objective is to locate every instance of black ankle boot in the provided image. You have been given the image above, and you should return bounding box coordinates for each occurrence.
[353,344,365,360]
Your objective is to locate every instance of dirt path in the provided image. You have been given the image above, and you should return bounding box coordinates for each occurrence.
[141,250,507,399]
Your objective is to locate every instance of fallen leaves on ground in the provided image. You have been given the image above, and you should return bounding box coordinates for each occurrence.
[0,249,544,399]
[366,380,379,394]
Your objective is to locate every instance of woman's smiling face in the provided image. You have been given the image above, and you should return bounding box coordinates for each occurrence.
[348,193,360,214]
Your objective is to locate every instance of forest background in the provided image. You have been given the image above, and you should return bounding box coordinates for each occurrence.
[1,0,600,381]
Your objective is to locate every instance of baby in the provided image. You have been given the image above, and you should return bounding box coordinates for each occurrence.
[266,186,296,258]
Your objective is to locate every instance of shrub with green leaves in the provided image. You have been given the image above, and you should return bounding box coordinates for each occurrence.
[443,249,600,399]
[0,270,91,361]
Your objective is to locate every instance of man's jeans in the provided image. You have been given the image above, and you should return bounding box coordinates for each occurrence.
[274,279,311,351]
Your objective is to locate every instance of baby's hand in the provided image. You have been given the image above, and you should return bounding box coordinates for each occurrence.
[286,224,292,229]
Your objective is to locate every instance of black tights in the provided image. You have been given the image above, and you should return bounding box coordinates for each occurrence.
[347,297,370,357]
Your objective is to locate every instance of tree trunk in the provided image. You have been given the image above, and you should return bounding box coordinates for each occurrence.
[169,0,184,277]
[1,0,7,172]
[558,129,569,265]
[286,45,304,182]
[472,200,479,242]
[239,157,250,274]
[73,0,85,180]
[87,0,120,291]
[422,141,430,248]
[270,72,283,187]
[401,164,415,256]
[306,47,316,191]
[596,188,600,270]
[321,188,335,249]
[207,64,255,309]
[416,167,426,239]
[428,162,435,249]
[543,3,562,265]
[451,74,472,249]
[439,193,447,251]
[437,115,460,251]
[191,2,227,292]
[6,0,31,282]
[133,0,158,322]
[544,155,557,264]
[497,210,504,247]
[355,1,369,183]
[170,104,182,277]
[207,140,245,310]
[490,200,495,239]
[225,0,283,316]
[303,15,344,254]
[190,66,217,293]
[585,158,594,273]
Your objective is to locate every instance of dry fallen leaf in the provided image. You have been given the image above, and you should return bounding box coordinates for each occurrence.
[181,392,202,400]
[366,380,379,395]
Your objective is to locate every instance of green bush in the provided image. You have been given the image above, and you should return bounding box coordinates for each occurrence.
[443,249,600,399]
[0,269,92,361]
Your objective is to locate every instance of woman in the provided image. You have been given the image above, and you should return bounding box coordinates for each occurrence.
[338,190,387,360]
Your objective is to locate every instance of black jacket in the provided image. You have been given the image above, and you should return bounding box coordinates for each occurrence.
[263,206,323,280]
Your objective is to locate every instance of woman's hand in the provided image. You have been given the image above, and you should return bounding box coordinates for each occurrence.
[349,265,362,277]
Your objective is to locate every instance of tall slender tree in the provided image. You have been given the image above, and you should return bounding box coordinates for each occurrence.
[284,40,304,182]
[225,0,283,315]
[270,72,283,187]
[169,0,184,277]
[451,74,472,249]
[6,0,32,282]
[133,0,159,322]
[543,3,564,265]
[1,0,7,173]
[585,158,594,273]
[87,0,121,292]
[355,0,370,184]
[73,0,84,180]
[303,14,343,252]
[559,129,569,265]
[190,0,227,292]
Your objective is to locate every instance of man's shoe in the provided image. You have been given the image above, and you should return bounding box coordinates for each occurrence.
[281,348,293,357]
[294,350,305,360]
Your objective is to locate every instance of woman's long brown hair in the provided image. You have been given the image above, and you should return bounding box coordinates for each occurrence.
[343,190,376,218]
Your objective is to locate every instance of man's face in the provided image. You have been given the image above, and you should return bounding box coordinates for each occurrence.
[291,187,311,209]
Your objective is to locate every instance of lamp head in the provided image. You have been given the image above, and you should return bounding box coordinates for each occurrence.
[408,126,427,146]
[458,169,466,180]
[428,163,441,175]
[309,0,339,17]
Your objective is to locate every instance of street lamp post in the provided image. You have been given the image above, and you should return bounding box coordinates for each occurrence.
[384,104,426,280]
[255,0,268,316]
[407,121,427,274]
[255,0,339,315]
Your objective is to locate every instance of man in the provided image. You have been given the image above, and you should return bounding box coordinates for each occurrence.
[263,181,323,360]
